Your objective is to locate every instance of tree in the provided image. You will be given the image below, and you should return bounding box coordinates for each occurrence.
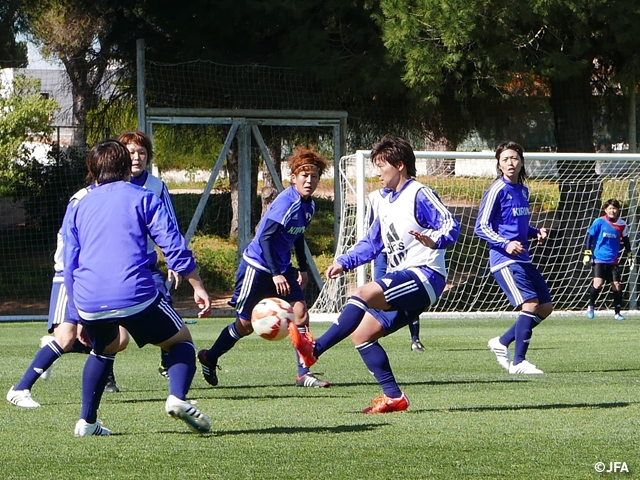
[378,0,640,153]
[0,0,27,68]
[0,74,58,188]
[19,0,125,147]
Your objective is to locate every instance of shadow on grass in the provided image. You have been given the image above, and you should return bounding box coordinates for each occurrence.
[155,423,386,436]
[413,401,633,413]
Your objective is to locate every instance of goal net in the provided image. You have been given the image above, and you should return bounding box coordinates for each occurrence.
[310,150,640,318]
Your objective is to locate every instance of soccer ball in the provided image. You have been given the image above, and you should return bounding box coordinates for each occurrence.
[251,297,294,341]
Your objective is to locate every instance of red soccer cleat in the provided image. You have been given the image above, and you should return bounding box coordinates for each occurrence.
[288,323,317,368]
[361,392,410,414]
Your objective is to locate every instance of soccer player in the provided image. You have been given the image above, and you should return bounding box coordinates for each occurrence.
[118,130,180,377]
[63,139,211,436]
[475,141,553,375]
[6,187,130,409]
[582,198,634,320]
[197,146,331,388]
[367,189,424,352]
[290,136,460,413]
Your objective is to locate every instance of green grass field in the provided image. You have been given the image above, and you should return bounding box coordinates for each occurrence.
[1,316,639,479]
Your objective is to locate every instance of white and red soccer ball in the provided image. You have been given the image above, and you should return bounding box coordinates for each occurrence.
[251,297,294,341]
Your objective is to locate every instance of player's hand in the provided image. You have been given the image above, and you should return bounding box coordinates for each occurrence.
[193,287,211,318]
[537,227,548,245]
[167,269,182,289]
[409,229,436,248]
[326,262,344,279]
[272,274,290,297]
[627,252,635,270]
[582,250,592,267]
[297,270,309,288]
[506,240,524,255]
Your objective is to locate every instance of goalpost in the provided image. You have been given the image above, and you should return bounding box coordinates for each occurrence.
[310,150,640,320]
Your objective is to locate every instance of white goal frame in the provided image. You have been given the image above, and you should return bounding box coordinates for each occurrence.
[310,150,640,321]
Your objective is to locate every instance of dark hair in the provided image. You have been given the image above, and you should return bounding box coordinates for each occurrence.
[604,198,621,210]
[118,130,154,163]
[495,141,527,183]
[370,136,416,177]
[86,140,131,185]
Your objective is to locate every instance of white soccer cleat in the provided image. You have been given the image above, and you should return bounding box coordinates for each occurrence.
[614,313,625,321]
[165,395,211,433]
[487,336,510,370]
[74,419,111,436]
[6,386,41,408]
[39,335,57,380]
[508,360,544,375]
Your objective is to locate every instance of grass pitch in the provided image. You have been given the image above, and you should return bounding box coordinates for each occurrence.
[0,316,639,479]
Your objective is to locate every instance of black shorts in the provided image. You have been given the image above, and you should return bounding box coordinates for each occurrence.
[593,263,621,283]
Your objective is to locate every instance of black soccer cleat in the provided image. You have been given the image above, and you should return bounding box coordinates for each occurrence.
[197,349,220,387]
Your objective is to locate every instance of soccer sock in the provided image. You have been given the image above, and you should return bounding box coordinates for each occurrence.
[356,340,402,398]
[160,349,169,369]
[314,296,369,357]
[588,285,601,307]
[295,325,310,377]
[80,352,115,424]
[408,319,420,342]
[15,340,64,390]
[166,342,197,399]
[68,338,93,354]
[612,290,623,314]
[513,311,539,365]
[499,322,517,347]
[205,323,241,363]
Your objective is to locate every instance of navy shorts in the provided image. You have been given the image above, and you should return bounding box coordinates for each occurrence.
[493,262,552,307]
[230,259,305,321]
[369,267,444,333]
[81,294,183,353]
[47,279,79,333]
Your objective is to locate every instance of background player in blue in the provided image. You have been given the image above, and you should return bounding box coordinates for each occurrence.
[475,141,553,375]
[197,146,331,388]
[63,140,212,436]
[290,136,459,413]
[6,187,130,408]
[582,198,634,320]
[368,189,424,352]
[119,130,180,377]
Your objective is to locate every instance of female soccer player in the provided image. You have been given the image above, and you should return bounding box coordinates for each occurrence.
[118,130,180,376]
[290,136,459,413]
[368,188,425,352]
[582,198,634,320]
[197,146,331,388]
[475,141,553,375]
[6,188,130,408]
[63,140,211,436]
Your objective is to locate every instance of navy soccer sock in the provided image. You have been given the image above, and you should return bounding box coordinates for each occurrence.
[356,341,402,398]
[314,296,369,357]
[205,323,241,363]
[80,352,115,424]
[15,340,64,390]
[513,311,540,365]
[69,338,93,354]
[499,322,517,347]
[408,319,420,342]
[167,342,197,399]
